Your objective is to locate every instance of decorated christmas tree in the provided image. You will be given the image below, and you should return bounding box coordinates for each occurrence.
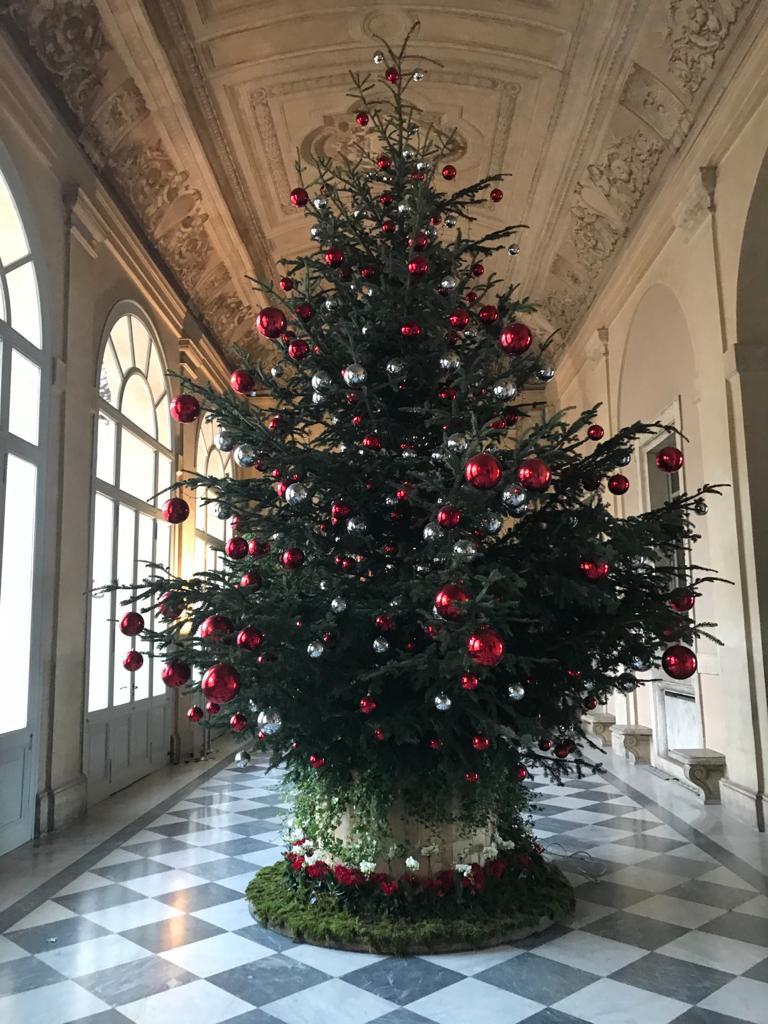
[113,30,719,949]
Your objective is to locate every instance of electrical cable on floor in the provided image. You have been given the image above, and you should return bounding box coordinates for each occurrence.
[538,840,609,881]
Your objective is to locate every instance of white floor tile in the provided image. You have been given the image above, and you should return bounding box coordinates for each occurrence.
[152,847,224,869]
[0,935,27,963]
[0,979,108,1024]
[568,900,616,928]
[550,809,618,825]
[407,977,543,1024]
[602,865,688,893]
[83,898,183,932]
[192,898,254,931]
[561,824,636,844]
[264,977,395,1024]
[584,843,658,866]
[737,894,768,917]
[7,900,76,931]
[663,842,717,863]
[55,872,114,897]
[236,846,284,867]
[535,796,598,810]
[283,943,385,976]
[696,865,757,891]
[418,946,524,976]
[93,848,142,868]
[119,978,253,1024]
[658,929,768,974]
[629,895,724,929]
[554,978,689,1024]
[177,829,246,848]
[699,976,768,1023]
[37,933,149,977]
[122,869,206,898]
[535,930,646,975]
[124,830,171,847]
[643,823,686,840]
[160,932,273,975]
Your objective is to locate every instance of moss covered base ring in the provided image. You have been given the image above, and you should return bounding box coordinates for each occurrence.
[246,861,575,956]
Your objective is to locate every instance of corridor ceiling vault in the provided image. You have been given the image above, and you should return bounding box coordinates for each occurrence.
[0,0,759,360]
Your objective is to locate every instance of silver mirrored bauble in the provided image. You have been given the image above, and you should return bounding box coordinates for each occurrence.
[630,554,649,569]
[423,522,440,542]
[352,208,363,219]
[307,640,324,658]
[536,366,555,383]
[312,370,332,391]
[440,352,461,371]
[631,656,651,672]
[347,516,367,535]
[445,215,457,228]
[214,430,235,452]
[508,683,525,701]
[330,597,347,614]
[311,391,326,405]
[362,285,375,297]
[415,563,429,574]
[285,482,309,505]
[318,579,330,591]
[402,146,416,160]
[453,538,481,560]
[402,449,416,459]
[508,243,520,256]
[271,364,284,379]
[416,160,431,171]
[313,196,327,210]
[463,328,477,341]
[493,380,518,400]
[373,50,385,64]
[373,636,390,654]
[361,324,373,335]
[257,710,282,735]
[398,201,414,214]
[481,515,503,535]
[234,443,258,468]
[234,750,251,769]
[434,693,452,711]
[269,531,285,544]
[390,595,403,608]
[694,499,709,516]
[446,433,468,453]
[342,363,367,387]
[412,68,426,81]
[617,451,632,466]
[213,502,228,520]
[431,451,444,463]
[440,275,458,290]
[386,358,406,377]
[325,298,339,312]
[310,226,321,240]
[618,673,638,693]
[502,485,527,508]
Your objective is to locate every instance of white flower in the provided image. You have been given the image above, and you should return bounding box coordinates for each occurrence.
[304,849,330,866]
[359,860,377,875]
[420,844,440,857]
[289,826,305,842]
[496,837,516,851]
[455,863,473,877]
[481,843,499,862]
[405,856,420,872]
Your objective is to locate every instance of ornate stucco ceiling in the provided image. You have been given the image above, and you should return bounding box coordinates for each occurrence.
[0,0,759,361]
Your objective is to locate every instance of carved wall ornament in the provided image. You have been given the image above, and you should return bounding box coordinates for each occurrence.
[620,63,692,151]
[577,133,665,223]
[108,140,201,237]
[666,0,750,96]
[157,212,214,294]
[299,111,468,167]
[569,202,622,276]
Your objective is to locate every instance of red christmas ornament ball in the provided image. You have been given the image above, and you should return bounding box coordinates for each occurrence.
[460,673,479,691]
[230,713,248,733]
[479,305,498,324]
[437,505,461,529]
[579,559,609,581]
[239,570,262,589]
[123,650,143,672]
[407,232,429,251]
[517,457,551,492]
[187,705,204,723]
[407,255,430,276]
[466,625,505,667]
[309,753,326,769]
[379,191,393,207]
[464,452,502,489]
[170,394,200,423]
[288,339,309,361]
[382,219,397,234]
[362,434,382,451]
[385,67,400,83]
[400,321,421,339]
[230,368,254,394]
[360,696,377,715]
[324,246,344,267]
[554,743,570,759]
[201,662,240,703]
[538,737,553,751]
[257,306,287,338]
[465,771,479,784]
[374,727,385,742]
[162,497,189,524]
[377,155,392,170]
[161,661,191,688]
[158,591,184,620]
[472,734,490,752]
[662,644,697,679]
[268,414,286,433]
[225,536,248,560]
[588,424,605,441]
[360,265,378,280]
[289,187,309,207]
[516,765,528,781]
[279,276,293,291]
[499,322,532,354]
[441,164,457,180]
[656,446,684,472]
[356,111,369,126]
[200,614,233,641]
[375,614,395,632]
[295,303,313,321]
[434,582,471,620]
[237,627,264,650]
[490,187,503,202]
[331,500,351,521]
[608,474,630,495]
[669,588,696,612]
[206,701,220,715]
[120,611,144,636]
[449,307,470,329]
[471,263,485,277]
[281,548,305,569]
[583,695,598,711]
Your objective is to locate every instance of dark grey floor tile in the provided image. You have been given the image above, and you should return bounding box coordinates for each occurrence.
[55,883,146,915]
[745,956,768,982]
[518,1010,591,1024]
[223,1011,283,1024]
[0,955,63,995]
[183,857,260,883]
[582,910,687,950]
[611,952,732,1003]
[76,956,194,1005]
[596,816,655,833]
[209,954,327,1006]
[228,822,283,838]
[477,951,597,1004]
[9,915,110,953]
[238,807,286,820]
[369,1010,443,1024]
[639,853,715,879]
[613,834,687,854]
[119,837,189,857]
[698,910,768,946]
[93,859,172,883]
[666,880,753,910]
[513,924,572,950]
[66,1010,133,1024]
[669,1008,747,1024]
[120,914,223,952]
[593,802,644,817]
[571,880,651,909]
[158,882,241,912]
[534,804,582,817]
[533,819,583,835]
[206,838,274,857]
[146,820,214,838]
[235,923,298,952]
[343,957,463,1005]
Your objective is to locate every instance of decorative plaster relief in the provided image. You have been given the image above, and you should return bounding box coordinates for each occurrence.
[620,63,692,150]
[577,133,665,223]
[666,0,750,96]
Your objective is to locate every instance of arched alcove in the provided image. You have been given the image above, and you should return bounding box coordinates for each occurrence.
[736,148,768,347]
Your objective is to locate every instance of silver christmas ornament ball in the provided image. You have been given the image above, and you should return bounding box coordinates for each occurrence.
[234,750,251,769]
[214,430,235,452]
[502,485,527,509]
[398,201,414,214]
[330,597,347,614]
[481,514,503,535]
[234,443,258,468]
[386,358,406,377]
[508,243,520,256]
[445,215,457,228]
[537,366,555,383]
[631,655,652,672]
[694,499,709,516]
[347,516,368,535]
[423,522,440,542]
[285,482,309,505]
[213,503,228,520]
[618,673,638,693]
[270,364,284,379]
[313,196,328,210]
[311,391,326,405]
[342,363,367,387]
[493,380,518,400]
[412,68,426,82]
[440,275,458,291]
[373,636,390,654]
[373,50,385,64]
[416,160,431,171]
[312,370,332,391]
[310,225,321,240]
[446,433,468,453]
[508,683,525,701]
[307,640,324,658]
[440,352,461,371]
[453,538,481,560]
[325,298,339,313]
[402,146,416,160]
[434,693,452,711]
[257,710,282,735]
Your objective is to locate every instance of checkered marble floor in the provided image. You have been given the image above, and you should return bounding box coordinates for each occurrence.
[2,759,767,1024]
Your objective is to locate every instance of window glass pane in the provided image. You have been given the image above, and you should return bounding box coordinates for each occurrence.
[6,260,41,348]
[88,493,114,712]
[195,536,206,573]
[121,374,156,437]
[132,514,153,702]
[0,173,29,267]
[114,505,135,707]
[120,430,155,501]
[0,455,36,734]
[209,502,225,540]
[100,340,121,407]
[110,316,132,373]
[96,414,116,484]
[156,519,171,568]
[131,317,151,376]
[156,398,171,450]
[156,455,172,506]
[146,342,166,404]
[8,349,40,445]
[0,278,6,321]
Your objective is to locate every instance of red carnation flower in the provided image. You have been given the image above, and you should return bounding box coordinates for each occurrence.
[379,879,399,896]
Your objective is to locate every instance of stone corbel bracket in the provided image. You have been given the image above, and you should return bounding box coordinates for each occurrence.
[611,723,652,765]
[668,748,727,804]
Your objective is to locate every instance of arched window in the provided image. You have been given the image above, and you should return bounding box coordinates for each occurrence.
[0,165,45,853]
[88,309,173,715]
[195,417,231,571]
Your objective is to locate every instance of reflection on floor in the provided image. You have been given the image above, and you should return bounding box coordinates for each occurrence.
[0,756,766,1024]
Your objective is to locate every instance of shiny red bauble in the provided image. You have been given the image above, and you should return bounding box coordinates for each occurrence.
[554,743,572,759]
[587,424,605,441]
[385,67,400,83]
[230,368,254,394]
[583,695,599,711]
[669,588,695,612]
[448,307,470,328]
[158,591,184,620]
[288,339,309,361]
[460,673,479,691]
[434,582,471,620]
[187,705,204,723]
[120,611,144,636]
[538,737,553,752]
[200,614,233,641]
[579,560,609,581]
[379,192,394,206]
[360,696,377,714]
[382,219,397,234]
[472,263,486,277]
[375,614,395,632]
[465,771,479,784]
[490,188,503,202]
[331,500,351,521]
[464,452,503,489]
[268,415,286,433]
[309,753,326,769]
[281,548,305,569]
[356,111,369,126]
[499,322,532,354]
[289,187,309,207]
[170,394,200,423]
[479,305,498,324]
[407,232,429,251]
[516,765,528,781]
[230,713,248,733]
[206,701,220,715]
[656,446,684,472]
[123,650,143,672]
[466,625,505,666]
[662,644,697,679]
[239,571,262,589]
[249,539,270,557]
[472,734,490,751]
[237,627,264,650]
[517,457,551,492]
[201,662,240,703]
[442,164,457,180]
[608,474,630,495]
[374,728,385,742]
[324,246,344,267]
[295,303,313,321]
[360,265,378,280]
[377,155,392,170]
[225,536,248,560]
[162,497,189,524]
[437,505,461,529]
[257,306,287,338]
[161,661,191,688]
[279,276,293,291]
[437,385,457,402]
[407,255,430,276]
[362,434,382,451]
